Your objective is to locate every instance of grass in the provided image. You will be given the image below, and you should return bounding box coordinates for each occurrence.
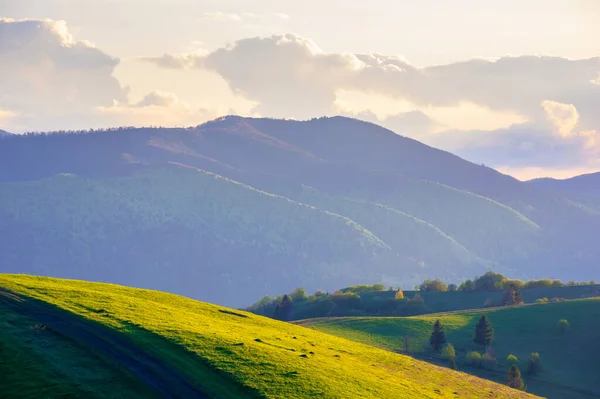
[0,274,537,398]
[0,301,157,399]
[300,299,600,399]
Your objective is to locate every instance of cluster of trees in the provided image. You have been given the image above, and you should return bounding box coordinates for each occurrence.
[425,315,560,392]
[419,271,598,293]
[248,272,600,320]
[250,285,430,321]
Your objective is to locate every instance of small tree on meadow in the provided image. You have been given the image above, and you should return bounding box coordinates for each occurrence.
[442,343,456,369]
[474,314,494,347]
[506,354,519,368]
[527,352,543,376]
[557,319,569,334]
[505,365,527,391]
[395,289,405,300]
[430,320,446,352]
[501,283,523,306]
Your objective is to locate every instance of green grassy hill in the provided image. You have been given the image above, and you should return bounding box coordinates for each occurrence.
[0,275,537,399]
[301,299,600,399]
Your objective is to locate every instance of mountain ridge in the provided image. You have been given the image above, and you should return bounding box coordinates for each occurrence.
[0,116,598,304]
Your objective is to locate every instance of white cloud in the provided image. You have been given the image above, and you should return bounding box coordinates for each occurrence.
[142,34,600,126]
[541,100,579,137]
[0,18,128,115]
[200,12,290,23]
[140,34,600,172]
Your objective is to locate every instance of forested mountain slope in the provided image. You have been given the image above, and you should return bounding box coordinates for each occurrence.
[0,116,598,305]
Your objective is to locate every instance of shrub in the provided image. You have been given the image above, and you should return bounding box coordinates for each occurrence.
[534,297,548,304]
[466,351,482,367]
[527,352,543,375]
[441,343,456,360]
[506,354,519,368]
[448,284,458,292]
[557,319,569,334]
[394,289,405,300]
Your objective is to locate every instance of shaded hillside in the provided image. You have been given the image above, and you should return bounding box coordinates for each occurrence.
[301,298,600,399]
[0,275,537,399]
[0,116,599,302]
[0,166,391,307]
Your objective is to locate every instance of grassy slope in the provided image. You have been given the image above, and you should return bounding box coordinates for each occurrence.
[0,300,157,399]
[301,299,600,399]
[0,275,537,399]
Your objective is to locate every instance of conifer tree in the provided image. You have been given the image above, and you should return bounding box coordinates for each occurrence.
[275,294,293,321]
[502,284,523,306]
[474,314,494,347]
[505,365,526,391]
[430,320,446,352]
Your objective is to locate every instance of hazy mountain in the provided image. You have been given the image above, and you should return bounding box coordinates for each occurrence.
[529,172,600,194]
[0,129,12,137]
[0,116,598,306]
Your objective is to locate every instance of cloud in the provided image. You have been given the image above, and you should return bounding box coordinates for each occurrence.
[0,18,128,115]
[95,91,221,127]
[541,100,579,137]
[200,12,290,23]
[141,34,600,173]
[142,33,600,125]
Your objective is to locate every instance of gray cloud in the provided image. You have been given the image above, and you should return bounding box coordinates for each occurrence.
[0,18,128,115]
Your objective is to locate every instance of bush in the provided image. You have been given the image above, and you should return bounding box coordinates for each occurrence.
[466,351,482,367]
[557,319,569,334]
[506,354,519,368]
[534,297,548,304]
[441,343,456,360]
[394,289,405,300]
[448,284,458,292]
[527,352,543,375]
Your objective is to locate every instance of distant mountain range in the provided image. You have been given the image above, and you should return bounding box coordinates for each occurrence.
[0,116,598,306]
[0,129,12,137]
[529,172,600,194]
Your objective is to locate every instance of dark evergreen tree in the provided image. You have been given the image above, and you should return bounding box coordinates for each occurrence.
[505,365,526,391]
[527,352,543,376]
[474,314,494,347]
[430,320,446,352]
[274,294,293,321]
[502,283,523,306]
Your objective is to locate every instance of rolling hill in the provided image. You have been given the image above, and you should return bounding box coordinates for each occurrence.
[1,116,599,305]
[0,275,537,398]
[301,298,600,399]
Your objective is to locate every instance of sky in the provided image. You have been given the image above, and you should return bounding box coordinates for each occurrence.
[1,0,599,180]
